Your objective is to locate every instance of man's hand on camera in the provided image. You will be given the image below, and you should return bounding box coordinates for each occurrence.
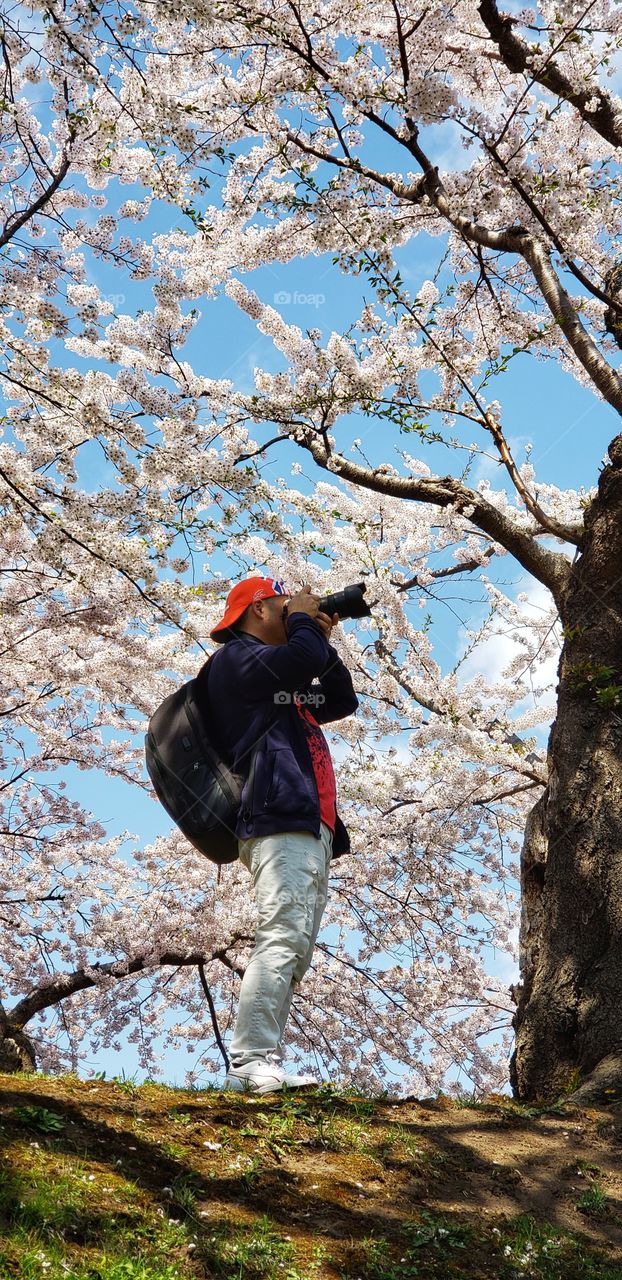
[287,583,320,618]
[285,584,339,640]
[316,610,339,641]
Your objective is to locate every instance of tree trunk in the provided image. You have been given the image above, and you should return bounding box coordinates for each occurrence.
[0,1027,37,1074]
[511,433,622,1102]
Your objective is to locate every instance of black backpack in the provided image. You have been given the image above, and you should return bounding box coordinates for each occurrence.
[144,653,249,865]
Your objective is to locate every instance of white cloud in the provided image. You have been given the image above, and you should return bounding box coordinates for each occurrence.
[456,576,560,724]
[423,119,475,175]
[471,433,532,492]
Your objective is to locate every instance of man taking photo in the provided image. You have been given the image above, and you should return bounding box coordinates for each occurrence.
[196,576,358,1094]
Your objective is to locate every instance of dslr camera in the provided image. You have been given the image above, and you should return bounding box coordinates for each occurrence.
[317,581,372,620]
[283,581,372,624]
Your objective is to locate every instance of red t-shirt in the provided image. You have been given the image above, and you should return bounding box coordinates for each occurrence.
[294,698,337,833]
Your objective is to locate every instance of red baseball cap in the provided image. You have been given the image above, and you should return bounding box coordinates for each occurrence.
[209,577,289,642]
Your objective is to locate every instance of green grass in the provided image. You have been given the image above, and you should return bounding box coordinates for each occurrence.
[167,1110,193,1128]
[576,1183,610,1219]
[12,1105,66,1134]
[0,1254,183,1280]
[0,1155,191,1280]
[343,1211,622,1280]
[199,1220,332,1280]
[492,1212,622,1280]
[159,1141,190,1161]
[452,1095,569,1120]
[0,1125,323,1280]
[199,1215,296,1277]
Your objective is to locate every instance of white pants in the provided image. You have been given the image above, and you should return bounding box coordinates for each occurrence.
[229,823,333,1067]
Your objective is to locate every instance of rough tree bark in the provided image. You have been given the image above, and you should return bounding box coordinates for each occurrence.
[511,433,622,1101]
[0,1032,37,1073]
[0,1005,37,1073]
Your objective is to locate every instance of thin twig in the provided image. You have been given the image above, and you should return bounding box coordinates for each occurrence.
[198,961,230,1072]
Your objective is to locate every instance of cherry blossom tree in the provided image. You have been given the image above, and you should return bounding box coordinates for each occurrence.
[1,0,621,1099]
[3,470,543,1092]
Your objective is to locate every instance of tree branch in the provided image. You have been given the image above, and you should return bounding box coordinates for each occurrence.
[478,0,622,150]
[287,61,622,422]
[403,136,622,418]
[293,428,571,607]
[0,466,197,640]
[197,961,230,1071]
[373,636,546,781]
[7,937,253,1030]
[287,122,622,469]
[518,232,622,415]
[474,780,542,805]
[481,134,622,315]
[394,545,496,591]
[0,152,71,248]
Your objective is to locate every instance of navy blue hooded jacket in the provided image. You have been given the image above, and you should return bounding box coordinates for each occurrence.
[195,612,359,858]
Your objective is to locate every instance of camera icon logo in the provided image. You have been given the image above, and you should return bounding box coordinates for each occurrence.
[274,690,292,704]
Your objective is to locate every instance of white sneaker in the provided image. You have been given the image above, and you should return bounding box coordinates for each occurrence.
[267,1052,318,1089]
[282,1067,318,1088]
[224,1059,318,1094]
[224,1060,286,1094]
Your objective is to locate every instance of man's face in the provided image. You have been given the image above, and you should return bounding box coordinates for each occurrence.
[258,594,291,645]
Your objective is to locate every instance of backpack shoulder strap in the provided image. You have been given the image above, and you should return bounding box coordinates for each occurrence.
[196,650,218,683]
[195,646,280,765]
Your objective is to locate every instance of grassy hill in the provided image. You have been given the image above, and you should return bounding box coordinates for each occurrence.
[0,1072,621,1279]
